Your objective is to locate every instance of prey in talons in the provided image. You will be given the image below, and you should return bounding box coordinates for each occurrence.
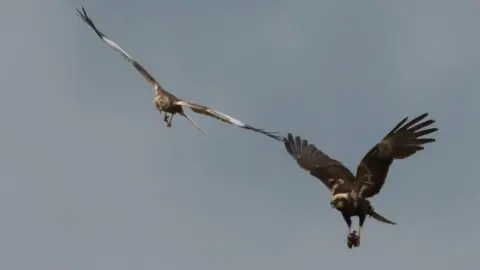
[335,197,377,249]
[347,230,359,249]
[283,113,438,249]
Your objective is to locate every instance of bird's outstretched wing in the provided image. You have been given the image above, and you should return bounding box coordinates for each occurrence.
[174,100,283,141]
[283,133,355,192]
[353,113,438,199]
[76,6,164,93]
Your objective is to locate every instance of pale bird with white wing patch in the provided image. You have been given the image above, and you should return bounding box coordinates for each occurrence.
[76,7,283,141]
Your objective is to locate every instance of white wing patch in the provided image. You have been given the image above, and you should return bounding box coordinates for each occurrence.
[175,101,247,128]
[100,36,134,62]
[209,109,246,127]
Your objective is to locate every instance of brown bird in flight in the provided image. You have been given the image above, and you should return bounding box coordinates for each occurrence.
[76,7,283,141]
[283,113,438,248]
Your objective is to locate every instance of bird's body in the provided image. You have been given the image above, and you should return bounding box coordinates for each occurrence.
[329,191,386,248]
[76,7,283,141]
[331,192,369,217]
[282,113,438,248]
[152,92,184,127]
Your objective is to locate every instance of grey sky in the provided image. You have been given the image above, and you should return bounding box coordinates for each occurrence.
[0,0,477,269]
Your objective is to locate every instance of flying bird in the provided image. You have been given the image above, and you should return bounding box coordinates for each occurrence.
[76,7,283,141]
[283,113,438,248]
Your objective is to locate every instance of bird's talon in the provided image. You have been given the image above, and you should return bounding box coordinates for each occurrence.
[347,232,358,249]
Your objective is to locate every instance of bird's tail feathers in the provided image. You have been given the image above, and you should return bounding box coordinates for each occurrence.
[369,209,396,225]
[180,111,206,135]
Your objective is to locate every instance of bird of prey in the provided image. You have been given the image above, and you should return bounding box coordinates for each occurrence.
[76,7,283,141]
[283,113,438,248]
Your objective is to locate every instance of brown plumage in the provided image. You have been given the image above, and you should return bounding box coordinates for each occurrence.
[76,7,283,141]
[283,113,438,248]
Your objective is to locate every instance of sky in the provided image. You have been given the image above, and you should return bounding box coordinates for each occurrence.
[0,0,478,269]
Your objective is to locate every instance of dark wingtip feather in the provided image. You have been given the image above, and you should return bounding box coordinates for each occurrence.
[401,113,438,155]
[261,131,285,141]
[286,133,294,146]
[301,139,308,153]
[409,119,436,133]
[76,6,89,22]
[284,141,293,156]
[286,134,302,154]
[284,134,319,157]
[387,116,408,136]
[415,128,438,138]
[284,133,298,159]
[389,113,438,137]
[415,138,436,144]
[76,6,106,39]
[400,113,429,132]
[409,115,438,139]
[243,125,285,141]
[295,136,302,152]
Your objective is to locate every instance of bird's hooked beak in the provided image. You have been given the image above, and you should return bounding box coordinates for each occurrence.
[330,201,335,208]
[330,199,344,209]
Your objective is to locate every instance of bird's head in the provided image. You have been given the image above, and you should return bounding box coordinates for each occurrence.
[330,193,349,210]
[154,95,172,110]
[330,198,346,210]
